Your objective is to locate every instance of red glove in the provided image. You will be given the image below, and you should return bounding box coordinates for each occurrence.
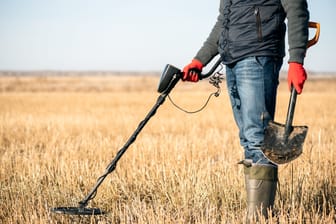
[287,62,307,94]
[182,59,203,82]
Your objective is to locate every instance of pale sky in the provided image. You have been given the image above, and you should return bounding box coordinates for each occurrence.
[0,0,334,72]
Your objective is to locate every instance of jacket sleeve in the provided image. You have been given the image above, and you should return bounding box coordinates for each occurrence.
[194,1,225,66]
[281,0,309,64]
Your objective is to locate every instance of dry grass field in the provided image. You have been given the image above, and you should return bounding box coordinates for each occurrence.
[0,73,335,223]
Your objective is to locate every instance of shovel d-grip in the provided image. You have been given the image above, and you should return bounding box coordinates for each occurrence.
[51,58,222,216]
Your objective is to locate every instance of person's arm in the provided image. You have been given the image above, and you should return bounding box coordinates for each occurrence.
[281,0,309,94]
[281,0,309,64]
[194,1,225,65]
[182,1,224,82]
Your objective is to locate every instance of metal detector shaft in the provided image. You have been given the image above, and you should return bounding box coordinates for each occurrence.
[79,92,170,208]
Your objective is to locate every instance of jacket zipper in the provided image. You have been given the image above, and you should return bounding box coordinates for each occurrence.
[254,7,263,42]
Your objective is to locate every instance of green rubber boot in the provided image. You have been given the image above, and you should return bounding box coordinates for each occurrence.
[243,161,278,223]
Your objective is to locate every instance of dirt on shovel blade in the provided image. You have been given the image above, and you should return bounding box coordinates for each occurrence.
[262,121,308,164]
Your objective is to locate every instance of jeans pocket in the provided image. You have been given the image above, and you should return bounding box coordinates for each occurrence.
[254,56,266,68]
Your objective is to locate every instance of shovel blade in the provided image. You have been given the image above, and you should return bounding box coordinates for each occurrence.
[261,121,308,164]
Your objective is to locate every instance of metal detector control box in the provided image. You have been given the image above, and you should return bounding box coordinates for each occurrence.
[157,64,181,94]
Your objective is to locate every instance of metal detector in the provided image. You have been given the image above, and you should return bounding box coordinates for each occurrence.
[51,58,222,215]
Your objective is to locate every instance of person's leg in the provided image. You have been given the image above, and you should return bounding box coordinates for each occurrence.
[226,63,248,151]
[226,56,282,163]
[226,56,282,222]
[244,160,278,222]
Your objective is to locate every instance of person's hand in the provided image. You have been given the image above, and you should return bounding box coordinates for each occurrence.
[287,62,307,94]
[182,59,203,82]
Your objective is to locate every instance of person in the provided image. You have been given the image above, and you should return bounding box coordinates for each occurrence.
[182,0,309,222]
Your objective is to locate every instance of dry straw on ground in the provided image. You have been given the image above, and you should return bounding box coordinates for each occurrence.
[0,74,335,223]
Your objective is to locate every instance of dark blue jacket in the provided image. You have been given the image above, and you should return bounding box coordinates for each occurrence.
[195,0,309,65]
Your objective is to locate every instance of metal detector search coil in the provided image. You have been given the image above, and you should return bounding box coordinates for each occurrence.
[51,206,106,215]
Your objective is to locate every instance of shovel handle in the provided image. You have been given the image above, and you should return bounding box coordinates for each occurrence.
[307,22,320,48]
[284,87,297,136]
[284,21,320,137]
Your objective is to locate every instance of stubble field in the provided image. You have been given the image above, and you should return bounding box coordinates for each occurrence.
[0,74,335,223]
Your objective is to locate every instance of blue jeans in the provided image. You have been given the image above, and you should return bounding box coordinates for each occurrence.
[225,56,283,165]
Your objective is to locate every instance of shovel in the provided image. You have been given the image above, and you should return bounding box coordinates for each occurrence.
[261,21,320,164]
[261,88,308,164]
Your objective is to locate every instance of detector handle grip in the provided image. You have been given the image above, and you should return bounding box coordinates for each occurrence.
[199,57,222,80]
[157,56,222,95]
